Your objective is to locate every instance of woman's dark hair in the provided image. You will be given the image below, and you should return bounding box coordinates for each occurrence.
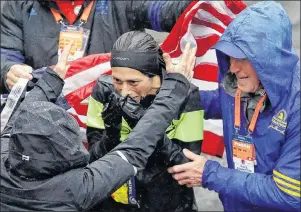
[112,31,166,76]
[113,31,158,52]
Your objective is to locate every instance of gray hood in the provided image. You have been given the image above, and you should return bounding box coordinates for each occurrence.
[8,101,90,180]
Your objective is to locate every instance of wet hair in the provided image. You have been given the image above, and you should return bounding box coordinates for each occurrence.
[113,31,158,52]
[112,31,165,76]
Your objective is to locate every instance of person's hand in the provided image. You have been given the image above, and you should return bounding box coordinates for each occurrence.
[120,95,146,129]
[101,92,123,151]
[102,92,122,135]
[167,149,207,187]
[163,42,197,81]
[53,41,74,79]
[6,64,33,89]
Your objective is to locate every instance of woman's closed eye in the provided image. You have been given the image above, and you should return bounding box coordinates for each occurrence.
[113,77,122,85]
[128,80,140,86]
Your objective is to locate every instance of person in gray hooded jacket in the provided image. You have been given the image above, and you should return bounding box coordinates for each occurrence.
[0,42,195,211]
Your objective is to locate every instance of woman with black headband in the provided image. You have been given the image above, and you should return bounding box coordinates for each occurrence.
[86,31,204,211]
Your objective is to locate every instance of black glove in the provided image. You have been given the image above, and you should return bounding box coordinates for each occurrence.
[158,134,190,166]
[101,92,122,143]
[119,95,146,129]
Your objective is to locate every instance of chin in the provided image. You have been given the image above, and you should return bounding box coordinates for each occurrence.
[238,86,253,93]
[243,88,259,93]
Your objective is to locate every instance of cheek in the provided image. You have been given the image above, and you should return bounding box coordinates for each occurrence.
[250,73,260,86]
[133,83,152,96]
[113,83,122,93]
[132,86,147,96]
[247,66,258,79]
[243,78,258,90]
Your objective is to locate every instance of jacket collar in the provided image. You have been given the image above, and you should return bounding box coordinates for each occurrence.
[37,0,91,10]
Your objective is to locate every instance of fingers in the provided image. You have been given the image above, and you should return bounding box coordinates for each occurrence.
[172,171,191,181]
[187,47,197,67]
[163,53,174,73]
[181,43,195,78]
[168,161,195,174]
[180,42,191,73]
[179,179,194,185]
[187,47,197,79]
[6,65,33,89]
[23,65,33,73]
[66,64,71,72]
[172,171,202,186]
[191,57,196,78]
[18,70,33,79]
[178,43,196,80]
[179,177,202,186]
[6,78,16,89]
[163,43,196,81]
[186,182,201,188]
[7,71,19,84]
[183,149,199,161]
[59,41,74,63]
[54,41,74,79]
[10,65,33,80]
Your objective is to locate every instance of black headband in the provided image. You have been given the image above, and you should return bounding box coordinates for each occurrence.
[110,51,161,76]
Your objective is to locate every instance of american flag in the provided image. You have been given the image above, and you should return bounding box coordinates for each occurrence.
[57,0,247,156]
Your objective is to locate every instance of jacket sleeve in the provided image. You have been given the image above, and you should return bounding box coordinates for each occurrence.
[85,94,108,161]
[86,126,108,161]
[86,77,108,146]
[69,73,191,210]
[126,1,192,32]
[86,95,106,148]
[1,1,29,93]
[86,78,120,162]
[199,89,222,119]
[168,85,203,155]
[22,68,64,104]
[174,138,201,155]
[68,153,136,211]
[202,109,300,211]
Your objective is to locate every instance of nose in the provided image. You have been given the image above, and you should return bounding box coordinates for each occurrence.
[120,83,131,97]
[229,58,241,73]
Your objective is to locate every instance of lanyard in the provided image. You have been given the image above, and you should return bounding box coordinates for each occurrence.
[50,0,94,27]
[234,89,267,134]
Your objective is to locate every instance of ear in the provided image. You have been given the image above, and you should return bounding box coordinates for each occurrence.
[151,75,161,90]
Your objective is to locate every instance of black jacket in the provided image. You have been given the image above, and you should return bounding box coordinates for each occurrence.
[0,68,191,211]
[0,0,191,93]
[86,74,203,211]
